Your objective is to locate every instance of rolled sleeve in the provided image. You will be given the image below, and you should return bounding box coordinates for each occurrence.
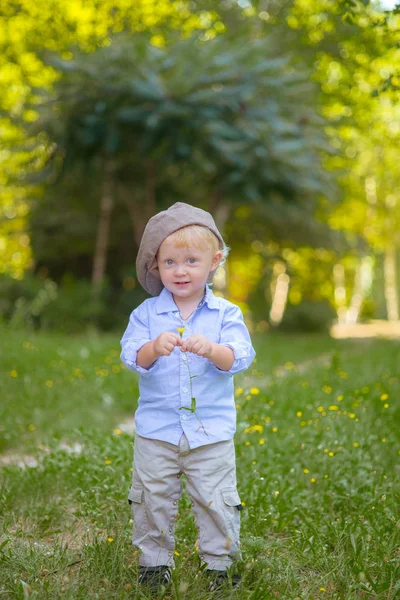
[120,303,159,374]
[211,304,256,375]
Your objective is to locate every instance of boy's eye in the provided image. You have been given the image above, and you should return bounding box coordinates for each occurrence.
[165,259,174,265]
[188,258,197,264]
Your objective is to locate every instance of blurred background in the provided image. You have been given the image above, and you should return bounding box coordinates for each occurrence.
[1,0,400,336]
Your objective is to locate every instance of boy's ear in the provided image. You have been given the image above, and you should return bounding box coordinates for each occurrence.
[211,250,223,269]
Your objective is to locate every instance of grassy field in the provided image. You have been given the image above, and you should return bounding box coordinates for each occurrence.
[0,325,399,599]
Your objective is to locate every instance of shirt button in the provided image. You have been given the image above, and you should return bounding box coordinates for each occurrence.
[182,355,187,361]
[183,387,188,393]
[181,414,187,420]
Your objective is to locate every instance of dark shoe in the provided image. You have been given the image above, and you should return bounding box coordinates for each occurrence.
[138,565,172,592]
[207,570,241,592]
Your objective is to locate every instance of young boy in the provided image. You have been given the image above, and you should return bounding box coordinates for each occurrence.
[120,202,255,591]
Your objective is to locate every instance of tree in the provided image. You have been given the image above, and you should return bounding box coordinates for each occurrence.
[24,30,334,290]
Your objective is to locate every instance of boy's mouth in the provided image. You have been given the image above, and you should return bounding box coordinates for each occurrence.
[175,281,190,286]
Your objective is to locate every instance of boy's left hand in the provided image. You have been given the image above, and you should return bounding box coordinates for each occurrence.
[180,334,213,358]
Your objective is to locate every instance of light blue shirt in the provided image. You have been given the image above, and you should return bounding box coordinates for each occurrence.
[120,285,256,449]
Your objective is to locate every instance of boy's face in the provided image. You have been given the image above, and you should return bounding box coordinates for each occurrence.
[157,236,222,303]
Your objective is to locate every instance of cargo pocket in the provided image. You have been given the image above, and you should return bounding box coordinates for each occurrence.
[128,485,148,543]
[128,485,144,505]
[221,487,242,555]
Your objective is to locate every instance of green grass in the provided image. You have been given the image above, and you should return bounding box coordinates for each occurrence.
[0,325,399,599]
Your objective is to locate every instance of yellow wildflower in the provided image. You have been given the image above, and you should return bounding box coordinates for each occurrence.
[244,425,263,434]
[177,327,186,338]
[250,387,260,395]
[107,537,114,543]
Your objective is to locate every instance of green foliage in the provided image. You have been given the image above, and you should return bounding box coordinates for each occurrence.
[278,299,337,333]
[0,274,146,333]
[28,31,332,202]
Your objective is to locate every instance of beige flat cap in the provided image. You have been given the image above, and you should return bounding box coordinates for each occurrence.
[136,202,225,296]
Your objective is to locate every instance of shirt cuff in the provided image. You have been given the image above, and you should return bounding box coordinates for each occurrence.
[120,340,159,374]
[211,342,255,375]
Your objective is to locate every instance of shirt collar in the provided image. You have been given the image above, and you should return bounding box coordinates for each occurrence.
[155,284,220,314]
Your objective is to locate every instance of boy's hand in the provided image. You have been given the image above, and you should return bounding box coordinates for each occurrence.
[154,332,182,357]
[180,334,213,358]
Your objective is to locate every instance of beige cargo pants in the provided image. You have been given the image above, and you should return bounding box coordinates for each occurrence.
[128,433,242,570]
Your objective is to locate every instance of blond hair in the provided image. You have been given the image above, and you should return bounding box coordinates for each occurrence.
[163,225,229,268]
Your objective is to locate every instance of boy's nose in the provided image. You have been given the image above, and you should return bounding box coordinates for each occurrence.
[174,263,187,275]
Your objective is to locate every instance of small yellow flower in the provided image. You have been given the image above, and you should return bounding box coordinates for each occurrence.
[10,370,18,378]
[45,380,54,388]
[303,468,309,474]
[245,441,250,446]
[113,428,122,435]
[296,411,303,417]
[328,452,334,457]
[380,393,389,401]
[353,442,360,448]
[174,551,180,556]
[328,405,338,411]
[244,425,263,434]
[177,327,186,338]
[384,403,389,409]
[274,490,279,497]
[320,587,326,592]
[28,424,36,431]
[311,478,316,483]
[235,387,244,396]
[107,537,114,543]
[259,439,265,445]
[105,459,112,465]
[272,427,278,433]
[250,387,260,395]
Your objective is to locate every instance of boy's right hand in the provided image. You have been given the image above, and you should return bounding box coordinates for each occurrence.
[153,332,182,357]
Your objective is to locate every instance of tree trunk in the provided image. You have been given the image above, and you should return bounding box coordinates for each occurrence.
[384,243,399,321]
[91,159,115,292]
[333,262,347,324]
[119,161,157,249]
